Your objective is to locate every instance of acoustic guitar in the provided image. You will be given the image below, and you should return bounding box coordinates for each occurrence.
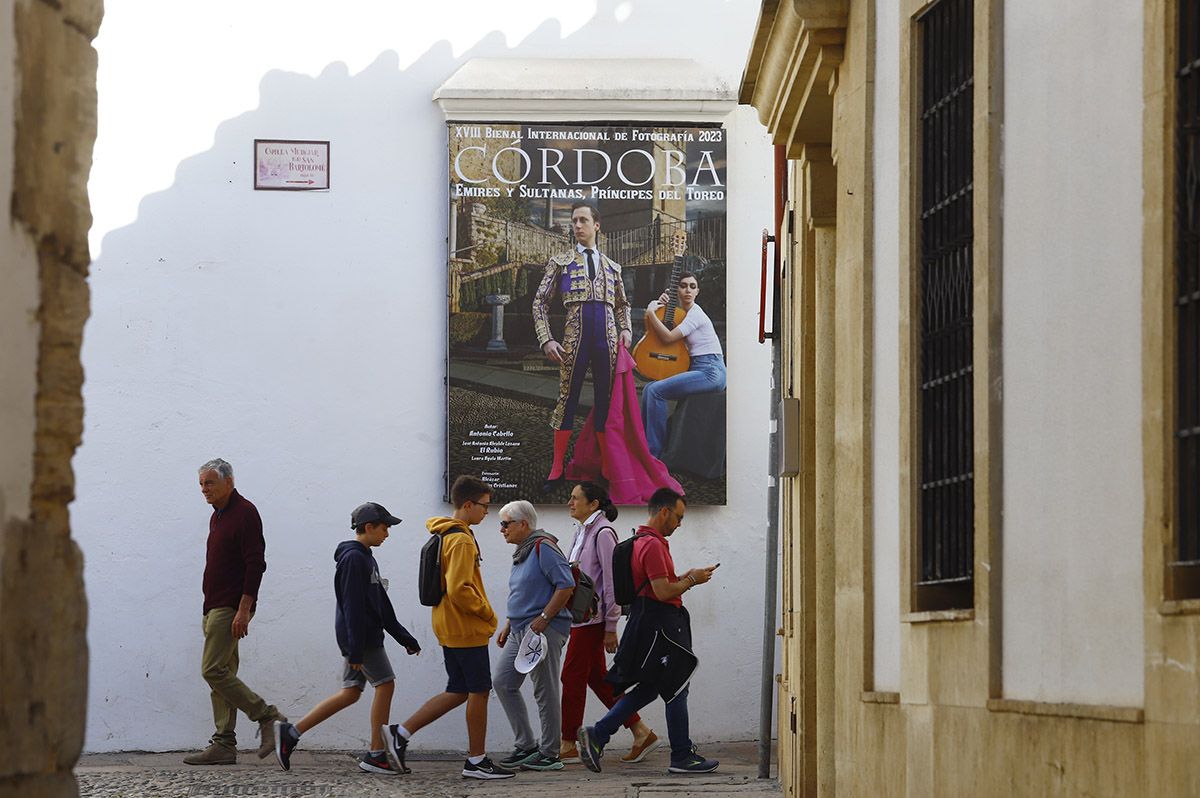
[631,230,690,382]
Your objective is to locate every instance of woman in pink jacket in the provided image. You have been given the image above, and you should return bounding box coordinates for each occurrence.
[558,482,660,764]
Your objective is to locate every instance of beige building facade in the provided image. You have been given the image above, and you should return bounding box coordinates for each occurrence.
[742,0,1200,795]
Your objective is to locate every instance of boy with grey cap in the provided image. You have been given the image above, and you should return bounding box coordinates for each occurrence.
[274,502,421,774]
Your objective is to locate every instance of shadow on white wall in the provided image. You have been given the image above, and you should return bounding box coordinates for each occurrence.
[77,0,773,754]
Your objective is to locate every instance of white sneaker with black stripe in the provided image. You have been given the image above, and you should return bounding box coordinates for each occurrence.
[462,756,516,779]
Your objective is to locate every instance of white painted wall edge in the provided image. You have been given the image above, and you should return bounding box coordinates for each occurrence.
[435,101,738,122]
[434,57,736,121]
[434,57,735,100]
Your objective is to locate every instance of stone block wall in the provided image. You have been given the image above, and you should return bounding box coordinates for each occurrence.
[0,0,101,795]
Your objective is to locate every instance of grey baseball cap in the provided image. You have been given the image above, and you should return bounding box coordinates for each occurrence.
[351,502,402,528]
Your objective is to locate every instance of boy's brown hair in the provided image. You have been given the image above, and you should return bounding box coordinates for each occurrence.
[450,475,491,508]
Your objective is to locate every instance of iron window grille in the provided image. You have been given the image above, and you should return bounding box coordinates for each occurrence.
[1174,0,1200,598]
[916,0,974,610]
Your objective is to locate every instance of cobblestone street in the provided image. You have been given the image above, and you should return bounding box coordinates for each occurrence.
[77,741,780,798]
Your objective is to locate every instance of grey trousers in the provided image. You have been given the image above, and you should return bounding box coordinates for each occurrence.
[493,624,567,758]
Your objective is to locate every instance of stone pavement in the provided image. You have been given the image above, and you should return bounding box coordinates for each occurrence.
[77,740,781,798]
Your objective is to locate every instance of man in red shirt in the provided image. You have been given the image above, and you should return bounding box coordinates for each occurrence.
[184,458,286,765]
[577,488,720,774]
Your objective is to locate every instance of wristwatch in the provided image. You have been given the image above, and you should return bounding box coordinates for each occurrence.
[539,611,550,621]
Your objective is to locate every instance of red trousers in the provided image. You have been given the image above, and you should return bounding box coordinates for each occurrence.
[560,622,640,739]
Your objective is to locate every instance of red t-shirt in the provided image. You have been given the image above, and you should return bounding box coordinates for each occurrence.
[632,525,682,608]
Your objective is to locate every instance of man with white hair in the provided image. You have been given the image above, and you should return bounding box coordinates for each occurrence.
[492,500,575,772]
[184,458,286,765]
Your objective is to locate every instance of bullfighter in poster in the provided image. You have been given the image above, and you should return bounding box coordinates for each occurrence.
[532,202,631,492]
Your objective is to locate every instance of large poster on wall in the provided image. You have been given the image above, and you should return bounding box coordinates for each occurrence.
[446,121,728,506]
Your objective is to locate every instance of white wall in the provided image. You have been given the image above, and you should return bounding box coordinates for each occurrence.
[1001,0,1144,706]
[76,0,774,753]
[870,0,901,694]
[0,0,40,525]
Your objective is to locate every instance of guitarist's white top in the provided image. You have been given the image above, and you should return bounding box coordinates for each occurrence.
[677,304,723,359]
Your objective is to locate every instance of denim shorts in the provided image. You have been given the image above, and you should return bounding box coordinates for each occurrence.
[341,646,395,689]
[443,645,492,694]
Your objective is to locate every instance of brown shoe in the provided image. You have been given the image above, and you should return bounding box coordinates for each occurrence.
[184,743,236,765]
[621,731,661,763]
[256,712,287,759]
[560,743,580,764]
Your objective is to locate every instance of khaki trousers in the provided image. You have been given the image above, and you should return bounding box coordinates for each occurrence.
[201,607,276,749]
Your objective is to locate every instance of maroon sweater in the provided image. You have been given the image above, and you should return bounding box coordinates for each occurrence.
[203,490,267,613]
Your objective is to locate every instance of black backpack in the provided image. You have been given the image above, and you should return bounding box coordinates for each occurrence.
[535,538,599,624]
[611,531,651,607]
[566,564,599,623]
[418,528,467,607]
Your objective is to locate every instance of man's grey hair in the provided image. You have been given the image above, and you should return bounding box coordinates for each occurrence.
[198,458,234,480]
[500,499,537,528]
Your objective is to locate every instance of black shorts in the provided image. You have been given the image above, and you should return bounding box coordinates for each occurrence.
[443,645,491,694]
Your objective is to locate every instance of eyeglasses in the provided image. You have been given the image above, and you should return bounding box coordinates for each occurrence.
[499,519,520,528]
[474,501,490,512]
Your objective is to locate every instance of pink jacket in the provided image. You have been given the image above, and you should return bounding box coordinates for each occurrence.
[565,347,683,503]
[567,510,622,632]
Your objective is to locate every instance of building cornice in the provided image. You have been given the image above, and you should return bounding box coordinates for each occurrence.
[434,58,736,123]
[739,0,848,153]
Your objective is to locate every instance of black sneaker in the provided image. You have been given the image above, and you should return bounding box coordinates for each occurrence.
[667,748,719,774]
[520,752,564,771]
[358,751,399,775]
[499,746,539,768]
[273,721,299,771]
[577,725,603,773]
[462,757,516,780]
[381,725,412,774]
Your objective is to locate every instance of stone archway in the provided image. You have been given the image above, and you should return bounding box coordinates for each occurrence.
[1,0,101,795]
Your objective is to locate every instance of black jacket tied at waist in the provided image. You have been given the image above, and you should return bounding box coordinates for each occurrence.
[606,598,697,702]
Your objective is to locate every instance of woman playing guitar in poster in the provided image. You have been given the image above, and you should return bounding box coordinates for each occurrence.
[635,230,727,458]
[631,231,691,381]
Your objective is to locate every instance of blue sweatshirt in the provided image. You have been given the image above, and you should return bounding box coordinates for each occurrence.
[333,540,419,664]
[506,531,574,635]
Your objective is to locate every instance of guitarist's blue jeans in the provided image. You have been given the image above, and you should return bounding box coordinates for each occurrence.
[640,354,727,457]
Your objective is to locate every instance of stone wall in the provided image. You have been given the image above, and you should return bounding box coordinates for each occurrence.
[0,0,100,795]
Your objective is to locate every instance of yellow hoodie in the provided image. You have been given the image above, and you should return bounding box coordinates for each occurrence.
[426,517,497,647]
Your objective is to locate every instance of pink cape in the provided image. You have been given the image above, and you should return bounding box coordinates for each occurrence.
[566,347,684,504]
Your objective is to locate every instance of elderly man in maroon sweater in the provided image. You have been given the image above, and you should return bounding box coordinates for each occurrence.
[184,458,286,765]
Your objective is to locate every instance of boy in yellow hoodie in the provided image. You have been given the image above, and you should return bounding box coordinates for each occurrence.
[382,476,515,780]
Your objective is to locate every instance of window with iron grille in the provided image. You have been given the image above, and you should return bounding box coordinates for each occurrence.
[1174,0,1200,599]
[916,0,974,610]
